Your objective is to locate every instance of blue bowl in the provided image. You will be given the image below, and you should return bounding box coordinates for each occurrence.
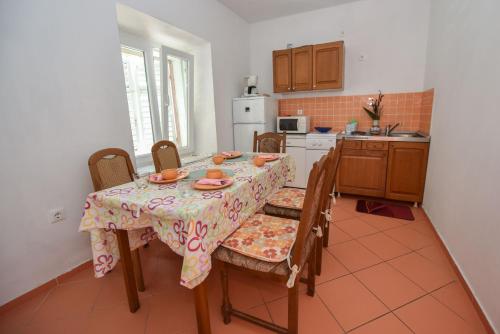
[314,127,332,133]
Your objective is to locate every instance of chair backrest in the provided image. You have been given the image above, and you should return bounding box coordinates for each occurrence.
[290,151,332,268]
[88,148,135,192]
[151,140,181,173]
[253,131,286,153]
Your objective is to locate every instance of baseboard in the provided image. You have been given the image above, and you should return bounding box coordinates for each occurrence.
[421,209,496,334]
[0,259,93,315]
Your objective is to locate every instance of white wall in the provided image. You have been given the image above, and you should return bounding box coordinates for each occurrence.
[0,0,248,305]
[250,0,430,97]
[423,0,500,331]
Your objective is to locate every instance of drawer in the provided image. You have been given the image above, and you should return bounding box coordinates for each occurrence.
[286,137,306,147]
[362,141,388,150]
[342,140,362,150]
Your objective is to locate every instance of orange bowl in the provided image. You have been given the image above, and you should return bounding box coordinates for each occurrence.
[161,169,178,180]
[206,169,223,179]
[212,155,225,165]
[253,157,265,167]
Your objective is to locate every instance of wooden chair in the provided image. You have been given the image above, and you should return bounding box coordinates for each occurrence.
[151,140,181,173]
[253,131,286,153]
[262,140,344,275]
[213,153,332,334]
[88,148,145,311]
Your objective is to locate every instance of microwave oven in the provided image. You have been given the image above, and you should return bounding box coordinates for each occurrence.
[277,116,310,134]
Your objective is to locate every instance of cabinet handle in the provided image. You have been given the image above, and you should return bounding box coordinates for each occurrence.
[313,85,317,88]
[288,87,291,91]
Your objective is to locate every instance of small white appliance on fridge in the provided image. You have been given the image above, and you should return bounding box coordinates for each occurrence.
[233,96,277,152]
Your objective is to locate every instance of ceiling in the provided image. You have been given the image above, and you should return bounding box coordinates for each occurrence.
[217,0,361,23]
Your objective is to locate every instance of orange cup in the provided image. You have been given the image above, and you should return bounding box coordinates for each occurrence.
[161,169,178,180]
[206,169,223,179]
[212,155,225,165]
[253,157,265,167]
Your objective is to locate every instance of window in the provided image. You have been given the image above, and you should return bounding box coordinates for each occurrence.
[120,40,194,166]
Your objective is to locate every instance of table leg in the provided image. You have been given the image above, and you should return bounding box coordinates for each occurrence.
[116,230,140,313]
[193,280,212,334]
[131,248,145,292]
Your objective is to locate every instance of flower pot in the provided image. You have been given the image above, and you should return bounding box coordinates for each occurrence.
[370,120,381,135]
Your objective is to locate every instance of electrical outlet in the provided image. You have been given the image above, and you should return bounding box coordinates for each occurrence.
[49,208,65,224]
[297,109,304,115]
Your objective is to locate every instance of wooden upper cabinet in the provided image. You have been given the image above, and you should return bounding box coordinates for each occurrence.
[291,46,313,91]
[273,49,292,93]
[385,142,429,203]
[313,41,344,90]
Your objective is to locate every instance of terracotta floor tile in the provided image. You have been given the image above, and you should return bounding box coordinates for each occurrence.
[267,295,344,333]
[408,220,437,238]
[335,217,379,238]
[332,207,357,222]
[316,249,349,283]
[349,313,412,334]
[317,275,388,331]
[56,264,95,285]
[395,295,476,334]
[30,280,101,324]
[355,263,426,309]
[93,273,151,310]
[0,291,51,333]
[357,233,412,261]
[333,196,358,211]
[85,299,150,334]
[209,270,266,310]
[19,315,90,334]
[212,304,274,334]
[416,245,450,265]
[358,213,407,231]
[411,207,428,221]
[389,253,455,292]
[329,225,353,245]
[384,225,435,250]
[432,282,488,333]
[145,289,197,334]
[328,240,382,272]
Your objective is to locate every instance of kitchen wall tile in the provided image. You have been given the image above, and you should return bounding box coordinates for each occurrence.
[278,90,434,133]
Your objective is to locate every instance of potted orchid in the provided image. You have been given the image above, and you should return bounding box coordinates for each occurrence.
[363,90,384,135]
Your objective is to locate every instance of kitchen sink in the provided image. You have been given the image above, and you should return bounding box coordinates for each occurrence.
[388,132,425,138]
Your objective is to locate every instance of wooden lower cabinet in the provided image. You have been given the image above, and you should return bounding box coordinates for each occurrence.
[385,142,429,203]
[336,140,430,203]
[337,148,388,197]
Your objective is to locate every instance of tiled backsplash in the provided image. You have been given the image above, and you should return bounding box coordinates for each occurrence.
[279,89,434,133]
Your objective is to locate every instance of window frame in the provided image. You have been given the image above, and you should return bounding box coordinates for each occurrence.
[119,33,195,168]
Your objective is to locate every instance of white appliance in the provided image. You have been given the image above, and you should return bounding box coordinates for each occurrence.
[233,96,277,152]
[242,75,259,97]
[306,132,338,186]
[277,116,310,134]
[285,134,307,188]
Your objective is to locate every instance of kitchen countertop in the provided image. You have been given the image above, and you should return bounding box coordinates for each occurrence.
[337,131,431,143]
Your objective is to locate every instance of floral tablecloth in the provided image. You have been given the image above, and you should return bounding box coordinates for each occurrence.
[79,154,295,289]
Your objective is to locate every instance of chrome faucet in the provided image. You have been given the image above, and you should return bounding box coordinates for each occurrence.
[385,123,400,136]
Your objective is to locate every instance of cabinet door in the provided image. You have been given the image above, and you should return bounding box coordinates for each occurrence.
[291,46,313,92]
[273,49,292,93]
[337,149,387,197]
[386,142,429,203]
[313,41,344,90]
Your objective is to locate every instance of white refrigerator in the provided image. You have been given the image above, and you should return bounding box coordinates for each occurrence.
[233,96,277,152]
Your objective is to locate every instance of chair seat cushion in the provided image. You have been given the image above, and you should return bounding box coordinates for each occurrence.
[221,214,299,263]
[267,187,306,210]
[263,204,302,220]
[214,227,317,276]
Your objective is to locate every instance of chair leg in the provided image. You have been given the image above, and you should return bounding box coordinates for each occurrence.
[315,231,323,276]
[288,284,299,334]
[131,248,145,292]
[323,221,330,248]
[307,245,316,297]
[220,264,232,324]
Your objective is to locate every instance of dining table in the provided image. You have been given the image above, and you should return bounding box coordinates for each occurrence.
[79,153,295,334]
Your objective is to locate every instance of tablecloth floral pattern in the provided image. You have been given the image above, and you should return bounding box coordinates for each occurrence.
[79,154,295,289]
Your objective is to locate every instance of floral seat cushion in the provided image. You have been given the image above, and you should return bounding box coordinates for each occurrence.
[221,214,299,263]
[266,187,305,210]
